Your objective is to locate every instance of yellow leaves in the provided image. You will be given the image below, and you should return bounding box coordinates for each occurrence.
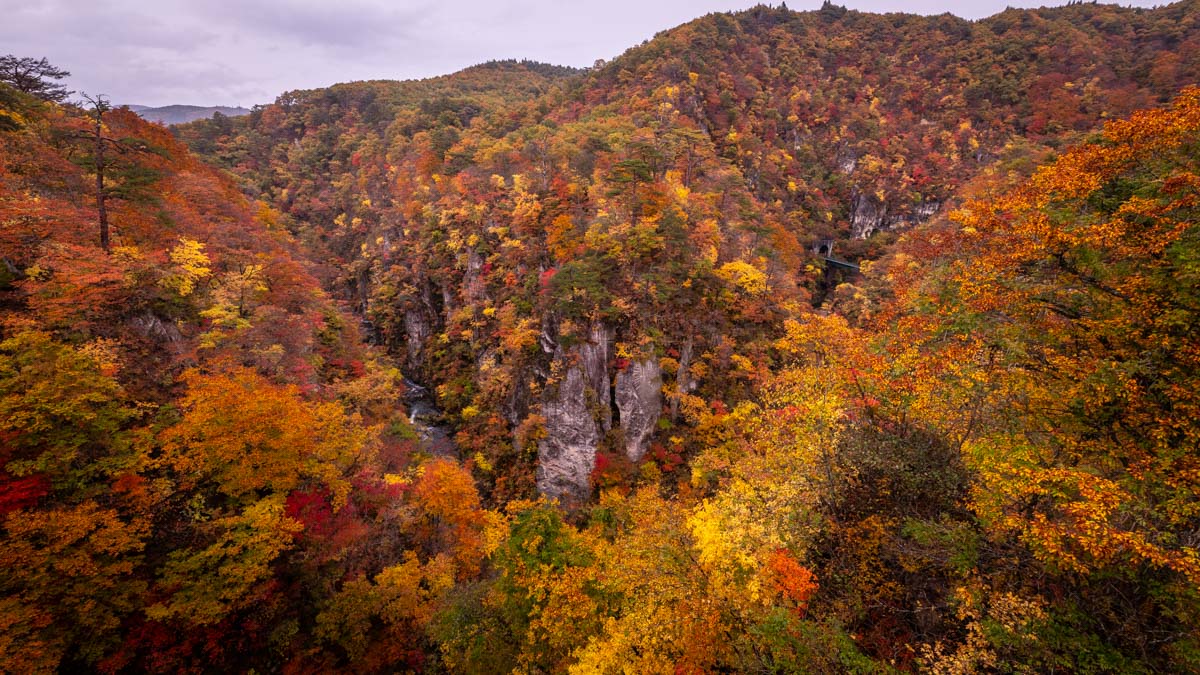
[775,313,861,364]
[967,435,1200,583]
[148,495,301,624]
[563,489,736,674]
[689,493,774,604]
[729,353,755,377]
[921,582,1047,675]
[0,501,148,671]
[198,263,269,347]
[315,545,474,661]
[480,509,508,557]
[716,260,769,295]
[77,337,122,377]
[253,200,282,230]
[374,553,436,625]
[511,189,543,229]
[159,237,211,297]
[685,362,841,626]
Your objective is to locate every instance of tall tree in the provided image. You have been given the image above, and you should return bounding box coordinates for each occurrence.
[0,55,72,102]
[71,94,162,252]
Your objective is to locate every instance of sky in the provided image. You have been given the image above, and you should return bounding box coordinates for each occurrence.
[0,0,1169,107]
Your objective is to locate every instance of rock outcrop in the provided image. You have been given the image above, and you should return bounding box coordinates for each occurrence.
[851,193,941,239]
[130,311,183,344]
[535,323,612,502]
[615,359,662,462]
[850,191,888,239]
[535,363,601,502]
[403,310,431,371]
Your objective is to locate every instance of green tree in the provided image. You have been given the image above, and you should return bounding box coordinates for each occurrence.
[0,55,72,102]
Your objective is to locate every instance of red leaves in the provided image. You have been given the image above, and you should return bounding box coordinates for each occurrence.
[593,452,612,475]
[649,443,684,473]
[286,488,336,538]
[0,472,50,514]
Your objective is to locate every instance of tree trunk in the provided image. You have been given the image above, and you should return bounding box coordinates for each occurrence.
[94,118,109,252]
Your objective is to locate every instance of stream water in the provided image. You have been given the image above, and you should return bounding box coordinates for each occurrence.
[402,378,457,457]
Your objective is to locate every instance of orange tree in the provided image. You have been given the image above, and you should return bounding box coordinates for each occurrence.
[940,88,1200,584]
[844,88,1200,670]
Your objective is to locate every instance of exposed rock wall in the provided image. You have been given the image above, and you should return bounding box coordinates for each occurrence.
[850,192,887,239]
[851,193,941,239]
[912,199,941,223]
[130,311,183,344]
[615,359,662,462]
[535,323,612,502]
[535,363,600,502]
[580,323,613,432]
[403,310,431,372]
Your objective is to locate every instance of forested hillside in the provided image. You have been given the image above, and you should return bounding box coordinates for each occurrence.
[0,82,496,672]
[2,1,1199,671]
[179,1,1200,504]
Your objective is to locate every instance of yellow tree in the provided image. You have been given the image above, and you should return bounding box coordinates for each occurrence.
[938,88,1200,583]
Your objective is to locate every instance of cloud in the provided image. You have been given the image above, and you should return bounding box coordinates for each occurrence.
[193,0,434,50]
[0,0,1168,107]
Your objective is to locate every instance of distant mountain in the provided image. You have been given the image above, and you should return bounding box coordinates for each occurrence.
[128,104,250,125]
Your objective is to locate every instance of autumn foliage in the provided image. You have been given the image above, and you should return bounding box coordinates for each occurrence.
[3,2,1200,671]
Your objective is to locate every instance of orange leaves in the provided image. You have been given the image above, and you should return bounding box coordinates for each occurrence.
[21,242,150,332]
[546,213,580,261]
[765,549,818,616]
[158,368,369,507]
[915,88,1200,587]
[411,458,493,577]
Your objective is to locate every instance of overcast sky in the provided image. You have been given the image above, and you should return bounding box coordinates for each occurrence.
[0,0,1168,107]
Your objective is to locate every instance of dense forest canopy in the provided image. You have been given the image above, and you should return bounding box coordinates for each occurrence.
[2,1,1199,672]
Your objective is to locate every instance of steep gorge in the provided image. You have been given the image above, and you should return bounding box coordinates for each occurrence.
[178,2,1200,506]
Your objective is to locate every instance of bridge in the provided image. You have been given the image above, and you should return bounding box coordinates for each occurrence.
[813,239,861,272]
[822,256,860,271]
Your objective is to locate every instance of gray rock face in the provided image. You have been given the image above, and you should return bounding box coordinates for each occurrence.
[913,199,941,223]
[851,193,941,239]
[835,147,858,175]
[579,323,613,432]
[464,249,487,303]
[535,363,601,502]
[616,359,662,462]
[131,312,183,344]
[536,323,613,502]
[402,379,456,457]
[403,310,431,371]
[670,337,696,420]
[850,192,887,239]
